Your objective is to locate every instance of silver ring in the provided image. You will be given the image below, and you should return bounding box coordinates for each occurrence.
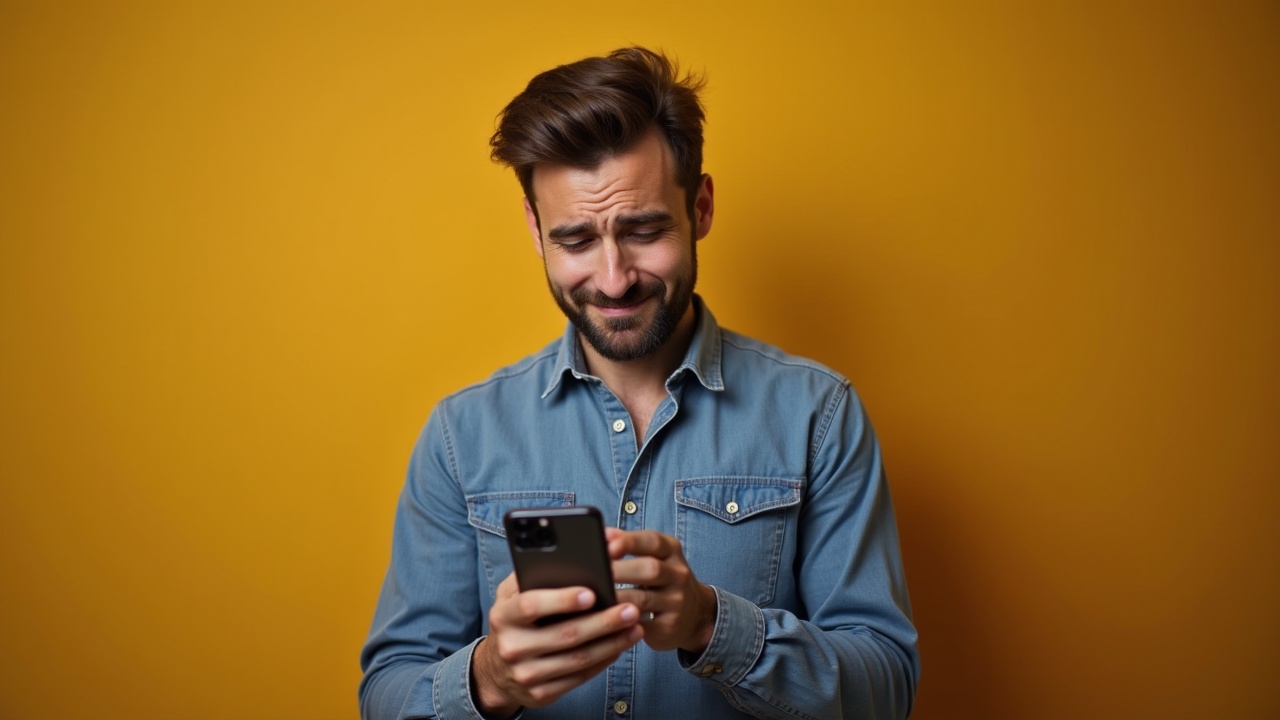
[640,611,656,623]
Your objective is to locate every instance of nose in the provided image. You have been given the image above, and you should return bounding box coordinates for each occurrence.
[596,238,637,298]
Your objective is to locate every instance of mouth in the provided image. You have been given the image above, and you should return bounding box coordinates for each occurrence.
[569,281,664,322]
[591,292,657,318]
[594,298,649,317]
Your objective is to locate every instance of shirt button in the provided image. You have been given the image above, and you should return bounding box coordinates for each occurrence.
[725,501,739,515]
[612,419,627,433]
[701,663,724,676]
[613,699,629,714]
[624,501,638,515]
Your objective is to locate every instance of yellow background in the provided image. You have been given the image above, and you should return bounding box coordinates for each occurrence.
[2,2,1277,718]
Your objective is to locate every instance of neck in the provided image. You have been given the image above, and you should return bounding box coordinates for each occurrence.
[580,301,697,425]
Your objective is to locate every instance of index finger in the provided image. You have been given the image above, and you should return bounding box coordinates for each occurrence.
[608,529,678,560]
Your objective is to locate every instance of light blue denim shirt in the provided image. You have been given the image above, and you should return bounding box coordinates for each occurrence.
[360,297,919,720]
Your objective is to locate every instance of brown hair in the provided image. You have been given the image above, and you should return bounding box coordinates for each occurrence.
[490,47,707,219]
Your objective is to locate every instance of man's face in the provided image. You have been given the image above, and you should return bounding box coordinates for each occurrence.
[524,129,714,363]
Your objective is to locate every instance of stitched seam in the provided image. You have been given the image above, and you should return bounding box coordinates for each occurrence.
[809,382,847,469]
[438,409,462,492]
[446,346,559,401]
[720,334,846,384]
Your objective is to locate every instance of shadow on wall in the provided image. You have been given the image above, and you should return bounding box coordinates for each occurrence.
[891,449,1022,720]
[725,237,1019,720]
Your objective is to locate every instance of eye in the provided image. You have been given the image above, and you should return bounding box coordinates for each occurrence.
[629,230,662,241]
[558,238,593,253]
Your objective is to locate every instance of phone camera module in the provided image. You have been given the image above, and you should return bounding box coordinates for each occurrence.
[533,526,557,548]
[513,517,557,549]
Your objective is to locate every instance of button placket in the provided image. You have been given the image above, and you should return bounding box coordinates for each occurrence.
[593,383,636,492]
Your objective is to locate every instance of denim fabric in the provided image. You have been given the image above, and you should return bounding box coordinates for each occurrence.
[360,298,919,720]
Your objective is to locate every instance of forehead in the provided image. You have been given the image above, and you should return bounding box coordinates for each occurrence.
[529,130,684,223]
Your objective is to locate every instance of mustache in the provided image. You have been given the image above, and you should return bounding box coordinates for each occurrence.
[570,281,663,308]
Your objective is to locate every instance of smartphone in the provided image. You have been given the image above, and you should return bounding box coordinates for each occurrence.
[504,506,617,625]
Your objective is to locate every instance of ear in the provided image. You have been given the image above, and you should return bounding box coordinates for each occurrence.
[523,197,544,259]
[693,174,714,241]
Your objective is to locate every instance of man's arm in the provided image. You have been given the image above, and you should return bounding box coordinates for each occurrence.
[609,383,918,720]
[683,383,919,719]
[360,409,646,720]
[359,409,488,720]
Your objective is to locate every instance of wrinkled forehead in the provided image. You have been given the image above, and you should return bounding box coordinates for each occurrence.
[528,130,684,222]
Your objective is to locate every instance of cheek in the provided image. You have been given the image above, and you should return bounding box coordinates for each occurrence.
[643,245,693,282]
[544,255,594,290]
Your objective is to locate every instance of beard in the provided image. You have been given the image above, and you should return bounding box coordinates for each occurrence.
[548,251,697,363]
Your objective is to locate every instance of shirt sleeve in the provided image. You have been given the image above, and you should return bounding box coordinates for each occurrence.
[359,407,496,720]
[678,382,920,720]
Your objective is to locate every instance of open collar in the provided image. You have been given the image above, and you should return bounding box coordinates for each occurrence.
[541,294,725,399]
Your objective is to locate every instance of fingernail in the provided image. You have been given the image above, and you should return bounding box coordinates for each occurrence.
[577,590,594,608]
[620,605,638,622]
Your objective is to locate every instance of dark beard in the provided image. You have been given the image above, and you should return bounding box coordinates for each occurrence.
[549,254,697,363]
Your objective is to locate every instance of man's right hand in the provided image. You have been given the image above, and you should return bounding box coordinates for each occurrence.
[471,573,645,719]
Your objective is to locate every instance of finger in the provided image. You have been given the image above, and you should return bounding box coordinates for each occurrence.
[494,586,596,627]
[510,624,645,691]
[532,603,642,653]
[510,629,643,708]
[612,556,668,588]
[610,529,678,560]
[497,600,642,661]
[615,585,658,612]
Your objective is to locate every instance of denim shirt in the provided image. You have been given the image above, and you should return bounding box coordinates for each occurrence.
[360,298,919,720]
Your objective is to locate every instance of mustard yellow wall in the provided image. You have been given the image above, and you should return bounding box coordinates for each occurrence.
[2,2,1276,718]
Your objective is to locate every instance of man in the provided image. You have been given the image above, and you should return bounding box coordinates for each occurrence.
[360,47,919,720]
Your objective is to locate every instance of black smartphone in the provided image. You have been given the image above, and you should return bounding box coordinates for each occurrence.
[504,506,617,625]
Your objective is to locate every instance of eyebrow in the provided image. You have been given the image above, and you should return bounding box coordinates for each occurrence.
[616,211,674,228]
[546,211,675,240]
[547,222,592,240]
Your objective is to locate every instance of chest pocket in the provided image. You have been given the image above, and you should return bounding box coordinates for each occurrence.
[466,491,575,599]
[674,477,803,606]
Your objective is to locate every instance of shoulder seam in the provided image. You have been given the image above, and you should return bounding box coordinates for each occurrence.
[435,406,463,491]
[445,345,559,401]
[720,333,847,384]
[810,380,849,468]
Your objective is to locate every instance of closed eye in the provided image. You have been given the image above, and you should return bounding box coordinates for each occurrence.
[556,238,594,253]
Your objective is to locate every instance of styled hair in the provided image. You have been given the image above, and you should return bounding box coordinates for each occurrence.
[490,47,706,218]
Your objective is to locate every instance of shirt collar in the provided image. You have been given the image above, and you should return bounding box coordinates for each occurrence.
[541,294,726,399]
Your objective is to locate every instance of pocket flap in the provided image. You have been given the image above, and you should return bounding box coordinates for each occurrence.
[675,477,802,524]
[466,491,576,536]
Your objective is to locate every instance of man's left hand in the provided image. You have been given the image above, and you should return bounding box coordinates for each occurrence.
[606,527,717,654]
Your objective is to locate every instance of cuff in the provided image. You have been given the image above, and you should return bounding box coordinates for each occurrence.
[676,586,764,687]
[431,637,525,720]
